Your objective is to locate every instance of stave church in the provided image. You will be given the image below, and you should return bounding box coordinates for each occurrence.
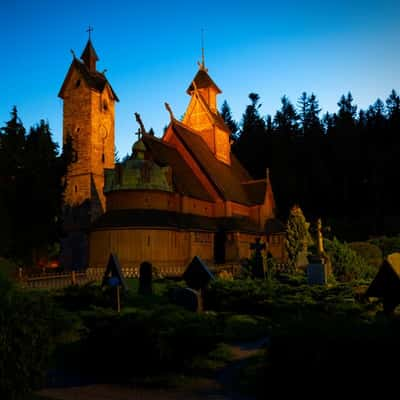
[59,37,286,271]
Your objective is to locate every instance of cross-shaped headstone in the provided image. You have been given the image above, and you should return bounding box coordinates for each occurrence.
[86,26,93,40]
[250,237,266,279]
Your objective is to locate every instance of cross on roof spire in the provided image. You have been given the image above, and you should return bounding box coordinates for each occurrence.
[86,25,93,40]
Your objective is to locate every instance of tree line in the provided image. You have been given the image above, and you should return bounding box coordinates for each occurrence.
[0,107,72,266]
[221,90,400,240]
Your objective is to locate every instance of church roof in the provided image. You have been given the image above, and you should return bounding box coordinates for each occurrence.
[242,180,268,204]
[80,39,99,62]
[141,133,213,202]
[58,58,119,101]
[171,121,266,205]
[92,209,263,234]
[193,90,231,133]
[187,69,222,94]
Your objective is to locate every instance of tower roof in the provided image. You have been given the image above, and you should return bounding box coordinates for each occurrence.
[58,58,119,101]
[81,39,99,64]
[186,68,222,94]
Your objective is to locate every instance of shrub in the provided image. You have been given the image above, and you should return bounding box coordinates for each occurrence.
[348,241,383,270]
[324,238,376,282]
[0,272,55,399]
[369,236,400,258]
[80,305,222,381]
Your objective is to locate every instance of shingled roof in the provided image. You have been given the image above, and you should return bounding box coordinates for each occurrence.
[58,58,119,101]
[141,133,213,202]
[92,209,263,234]
[187,69,222,94]
[171,121,267,205]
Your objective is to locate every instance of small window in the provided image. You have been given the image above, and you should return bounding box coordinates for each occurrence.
[74,185,78,193]
[102,153,105,163]
[103,100,108,111]
[75,79,81,88]
[147,236,150,246]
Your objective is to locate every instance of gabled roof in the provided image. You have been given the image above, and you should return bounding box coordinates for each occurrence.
[58,58,119,101]
[187,69,222,94]
[141,133,213,202]
[242,180,268,204]
[170,121,266,206]
[193,90,231,133]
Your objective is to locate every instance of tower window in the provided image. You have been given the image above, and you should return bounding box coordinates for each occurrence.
[74,185,78,193]
[75,79,81,88]
[103,100,108,111]
[102,153,105,163]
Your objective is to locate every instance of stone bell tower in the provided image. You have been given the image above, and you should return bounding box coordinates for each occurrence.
[58,36,118,218]
[58,33,118,268]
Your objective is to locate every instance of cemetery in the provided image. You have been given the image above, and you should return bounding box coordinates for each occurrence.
[3,227,400,399]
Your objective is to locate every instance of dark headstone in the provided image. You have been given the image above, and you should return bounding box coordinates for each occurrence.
[250,237,266,278]
[101,253,128,292]
[307,261,328,285]
[169,287,202,312]
[366,253,400,314]
[183,256,214,290]
[139,261,153,295]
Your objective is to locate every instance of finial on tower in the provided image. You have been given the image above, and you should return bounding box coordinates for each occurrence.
[197,28,208,72]
[164,102,175,121]
[86,25,94,40]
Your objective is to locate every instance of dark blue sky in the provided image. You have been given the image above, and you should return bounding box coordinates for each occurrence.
[1,0,399,155]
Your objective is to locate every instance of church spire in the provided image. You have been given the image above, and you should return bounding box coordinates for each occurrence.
[81,27,99,72]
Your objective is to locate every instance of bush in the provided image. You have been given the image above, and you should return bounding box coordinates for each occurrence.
[369,236,400,258]
[348,241,383,270]
[0,272,55,399]
[324,238,376,282]
[80,305,222,381]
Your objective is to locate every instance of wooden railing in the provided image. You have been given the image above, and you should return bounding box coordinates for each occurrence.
[19,261,278,290]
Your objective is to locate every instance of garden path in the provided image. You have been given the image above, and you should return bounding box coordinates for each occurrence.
[38,337,268,400]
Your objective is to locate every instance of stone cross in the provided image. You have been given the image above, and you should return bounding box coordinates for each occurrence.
[250,237,266,279]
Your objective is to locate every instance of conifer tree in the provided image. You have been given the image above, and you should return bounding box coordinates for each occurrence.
[285,205,312,271]
[220,100,239,138]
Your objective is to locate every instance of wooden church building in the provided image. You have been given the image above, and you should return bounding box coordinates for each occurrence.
[59,38,284,271]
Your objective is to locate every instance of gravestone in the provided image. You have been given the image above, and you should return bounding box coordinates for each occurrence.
[101,253,128,312]
[139,261,153,295]
[307,255,328,285]
[250,237,266,278]
[182,256,214,290]
[169,256,214,312]
[366,253,400,314]
[101,253,128,292]
[168,287,202,312]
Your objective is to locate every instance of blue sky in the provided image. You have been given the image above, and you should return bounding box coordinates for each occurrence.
[1,0,399,156]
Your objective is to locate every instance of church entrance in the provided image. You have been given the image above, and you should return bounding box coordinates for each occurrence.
[214,230,226,264]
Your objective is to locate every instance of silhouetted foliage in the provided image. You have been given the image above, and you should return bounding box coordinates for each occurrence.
[0,108,70,266]
[230,88,400,240]
[220,100,239,139]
